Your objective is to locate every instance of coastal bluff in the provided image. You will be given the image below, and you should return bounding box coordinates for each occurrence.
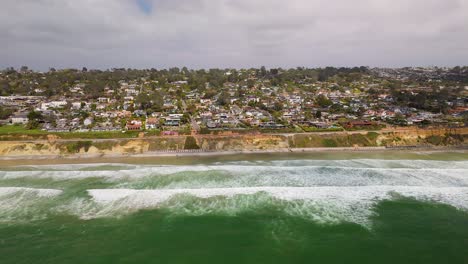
[0,128,467,158]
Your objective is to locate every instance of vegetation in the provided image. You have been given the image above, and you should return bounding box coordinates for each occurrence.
[322,139,338,147]
[184,136,200,150]
[0,106,13,120]
[63,141,93,153]
[26,111,43,129]
[301,126,344,132]
[1,66,466,141]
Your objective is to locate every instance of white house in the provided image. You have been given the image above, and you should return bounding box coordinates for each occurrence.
[41,101,67,110]
[71,102,82,110]
[11,113,29,124]
[83,117,94,127]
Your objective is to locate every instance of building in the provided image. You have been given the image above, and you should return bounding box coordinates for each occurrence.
[41,101,67,110]
[126,120,142,131]
[11,113,29,124]
[146,118,159,130]
[83,117,94,127]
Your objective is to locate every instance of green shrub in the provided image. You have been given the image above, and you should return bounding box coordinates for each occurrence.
[66,141,93,153]
[366,132,379,140]
[184,136,200,150]
[93,141,116,150]
[426,135,443,145]
[322,139,338,147]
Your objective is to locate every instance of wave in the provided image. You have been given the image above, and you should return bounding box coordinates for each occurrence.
[0,187,62,197]
[2,165,467,188]
[6,159,468,170]
[2,158,468,226]
[0,187,63,222]
[64,186,465,226]
[1,185,467,227]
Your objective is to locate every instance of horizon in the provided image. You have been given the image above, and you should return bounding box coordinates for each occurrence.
[2,0,468,70]
[3,65,468,73]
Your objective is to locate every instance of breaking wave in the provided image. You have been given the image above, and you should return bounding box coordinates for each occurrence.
[77,186,467,226]
[1,158,468,227]
[0,187,62,222]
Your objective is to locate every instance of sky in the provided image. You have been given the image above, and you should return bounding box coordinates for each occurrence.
[2,0,468,70]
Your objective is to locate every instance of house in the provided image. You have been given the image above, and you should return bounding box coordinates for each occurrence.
[126,120,142,131]
[117,111,132,118]
[164,118,180,126]
[125,88,139,96]
[70,118,81,127]
[71,102,82,110]
[133,110,146,117]
[146,118,159,129]
[11,113,29,124]
[97,97,110,103]
[84,117,94,127]
[41,101,67,110]
[206,120,218,129]
[164,114,183,126]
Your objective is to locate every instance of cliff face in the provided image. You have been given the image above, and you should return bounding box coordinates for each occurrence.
[0,128,467,157]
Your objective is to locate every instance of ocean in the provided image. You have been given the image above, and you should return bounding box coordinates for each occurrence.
[0,151,467,263]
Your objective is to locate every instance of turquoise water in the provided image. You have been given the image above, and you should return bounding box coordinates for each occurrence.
[1,153,468,263]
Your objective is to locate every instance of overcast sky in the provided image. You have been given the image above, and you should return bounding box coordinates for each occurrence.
[2,0,468,70]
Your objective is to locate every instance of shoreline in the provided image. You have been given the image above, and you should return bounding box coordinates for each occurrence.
[0,146,466,165]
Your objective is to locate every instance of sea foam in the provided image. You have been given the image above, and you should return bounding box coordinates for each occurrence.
[2,159,468,226]
[0,187,63,222]
[2,160,468,189]
[81,186,468,226]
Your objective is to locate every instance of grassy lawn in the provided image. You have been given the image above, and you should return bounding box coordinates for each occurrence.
[0,125,130,139]
[0,125,163,140]
[56,131,140,139]
[0,125,47,135]
[301,126,344,132]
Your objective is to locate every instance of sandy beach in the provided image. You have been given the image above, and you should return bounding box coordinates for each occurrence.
[0,146,466,166]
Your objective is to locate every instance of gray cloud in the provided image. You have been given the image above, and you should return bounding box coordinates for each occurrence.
[1,0,468,70]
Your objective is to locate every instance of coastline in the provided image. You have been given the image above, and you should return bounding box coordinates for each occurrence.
[0,145,466,166]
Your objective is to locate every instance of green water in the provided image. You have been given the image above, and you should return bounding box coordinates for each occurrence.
[1,152,467,263]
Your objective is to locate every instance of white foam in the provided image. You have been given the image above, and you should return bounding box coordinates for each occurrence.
[2,159,468,225]
[88,186,468,208]
[9,159,468,172]
[2,163,468,189]
[0,187,63,222]
[84,186,468,226]
[0,187,62,197]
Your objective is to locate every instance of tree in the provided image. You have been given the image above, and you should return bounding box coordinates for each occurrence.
[0,106,13,120]
[27,111,43,121]
[273,102,283,111]
[260,66,267,77]
[136,93,152,110]
[247,79,256,88]
[217,91,230,106]
[315,95,333,108]
[315,111,322,119]
[26,111,43,129]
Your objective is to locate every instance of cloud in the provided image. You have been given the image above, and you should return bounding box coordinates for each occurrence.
[1,0,468,70]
